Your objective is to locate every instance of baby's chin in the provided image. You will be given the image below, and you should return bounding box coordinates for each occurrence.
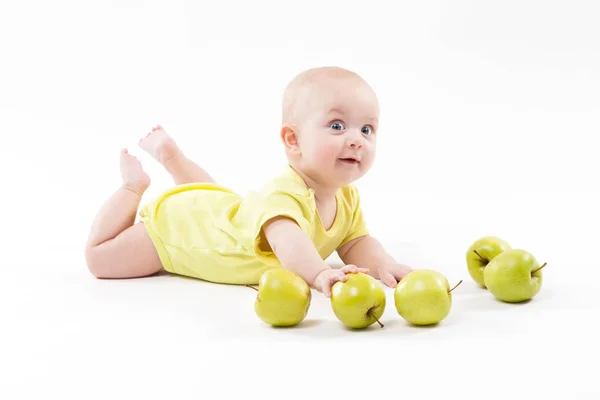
[331,166,368,186]
[300,161,368,187]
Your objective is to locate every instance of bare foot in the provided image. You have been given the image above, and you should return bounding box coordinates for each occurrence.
[120,149,150,196]
[139,125,182,166]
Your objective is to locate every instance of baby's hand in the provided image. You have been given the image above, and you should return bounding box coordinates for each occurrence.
[313,265,370,297]
[375,263,414,288]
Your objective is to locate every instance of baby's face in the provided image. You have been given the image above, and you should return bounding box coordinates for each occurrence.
[295,79,379,188]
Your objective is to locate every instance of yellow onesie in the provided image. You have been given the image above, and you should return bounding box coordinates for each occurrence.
[138,164,369,285]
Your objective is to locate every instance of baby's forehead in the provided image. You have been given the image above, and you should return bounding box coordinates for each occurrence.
[315,103,379,124]
[312,84,379,114]
[282,67,379,122]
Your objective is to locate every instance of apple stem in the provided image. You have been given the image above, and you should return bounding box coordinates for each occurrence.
[448,280,463,293]
[532,262,547,274]
[368,309,384,328]
[473,250,485,261]
[245,284,259,291]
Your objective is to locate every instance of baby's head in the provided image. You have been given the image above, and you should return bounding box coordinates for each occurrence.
[280,66,380,189]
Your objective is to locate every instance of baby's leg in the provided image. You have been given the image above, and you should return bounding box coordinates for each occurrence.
[85,149,162,279]
[139,125,216,185]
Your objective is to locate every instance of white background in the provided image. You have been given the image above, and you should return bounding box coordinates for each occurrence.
[1,0,599,399]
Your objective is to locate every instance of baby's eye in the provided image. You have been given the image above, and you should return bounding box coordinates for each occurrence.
[330,121,345,131]
[361,125,373,135]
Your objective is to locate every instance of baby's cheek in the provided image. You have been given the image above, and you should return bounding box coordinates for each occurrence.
[314,142,339,163]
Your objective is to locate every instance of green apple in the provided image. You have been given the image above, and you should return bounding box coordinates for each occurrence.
[483,249,546,303]
[249,268,311,327]
[330,273,386,329]
[394,269,462,326]
[466,236,511,287]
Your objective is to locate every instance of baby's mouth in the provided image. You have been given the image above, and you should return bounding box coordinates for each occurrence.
[338,157,360,165]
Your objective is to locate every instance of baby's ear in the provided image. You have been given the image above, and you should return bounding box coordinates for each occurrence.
[280,124,300,154]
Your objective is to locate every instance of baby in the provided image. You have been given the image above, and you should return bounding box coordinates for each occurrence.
[84,66,413,297]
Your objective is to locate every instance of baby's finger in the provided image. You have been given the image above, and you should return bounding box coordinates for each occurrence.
[340,264,356,273]
[343,265,368,275]
[341,264,370,276]
[380,269,398,288]
[335,270,349,282]
[392,264,413,281]
[324,273,343,297]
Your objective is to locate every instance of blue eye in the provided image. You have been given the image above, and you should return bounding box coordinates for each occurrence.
[330,121,345,131]
[361,125,373,135]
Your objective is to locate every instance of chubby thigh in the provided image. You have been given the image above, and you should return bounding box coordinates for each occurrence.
[140,183,269,284]
[89,222,164,279]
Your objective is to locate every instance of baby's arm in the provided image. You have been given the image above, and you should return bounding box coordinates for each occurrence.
[263,217,367,296]
[337,235,413,288]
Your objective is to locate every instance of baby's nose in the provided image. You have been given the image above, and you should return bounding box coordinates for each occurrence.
[347,132,364,147]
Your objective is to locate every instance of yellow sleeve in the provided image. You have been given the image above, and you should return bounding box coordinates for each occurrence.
[338,185,369,249]
[251,189,313,267]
